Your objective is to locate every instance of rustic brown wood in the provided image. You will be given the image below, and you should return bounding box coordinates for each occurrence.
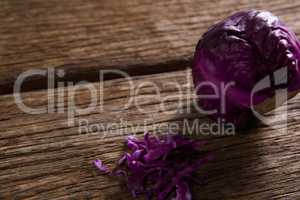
[0,70,299,199]
[2,0,300,93]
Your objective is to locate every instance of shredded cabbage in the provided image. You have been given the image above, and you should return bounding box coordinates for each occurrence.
[94,133,212,200]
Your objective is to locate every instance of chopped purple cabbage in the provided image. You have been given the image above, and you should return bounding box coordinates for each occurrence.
[94,133,212,200]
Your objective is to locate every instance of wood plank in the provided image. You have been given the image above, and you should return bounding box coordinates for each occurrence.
[0,70,300,199]
[2,0,300,93]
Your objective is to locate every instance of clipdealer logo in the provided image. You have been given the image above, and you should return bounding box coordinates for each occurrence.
[12,67,292,136]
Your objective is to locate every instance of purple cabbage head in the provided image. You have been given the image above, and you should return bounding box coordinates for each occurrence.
[94,133,212,200]
[192,10,300,128]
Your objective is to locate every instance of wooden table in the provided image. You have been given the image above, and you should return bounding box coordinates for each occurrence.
[0,0,300,199]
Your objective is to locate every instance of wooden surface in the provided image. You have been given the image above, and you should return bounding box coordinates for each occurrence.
[1,0,300,200]
[2,0,300,93]
[1,70,300,200]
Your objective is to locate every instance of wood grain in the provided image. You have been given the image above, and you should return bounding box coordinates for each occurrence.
[2,0,300,93]
[0,70,299,199]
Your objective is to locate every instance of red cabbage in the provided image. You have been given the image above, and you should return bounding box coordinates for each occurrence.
[192,10,300,128]
[94,133,212,200]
